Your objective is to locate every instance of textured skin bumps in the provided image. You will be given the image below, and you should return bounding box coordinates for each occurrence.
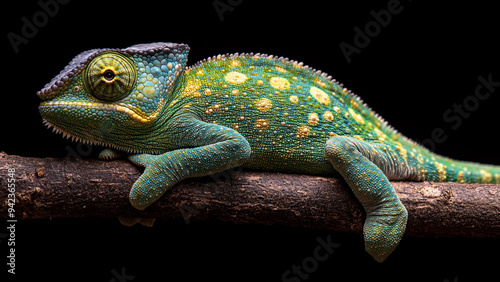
[38,42,500,262]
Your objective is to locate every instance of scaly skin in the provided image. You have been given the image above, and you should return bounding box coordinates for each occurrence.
[38,43,500,262]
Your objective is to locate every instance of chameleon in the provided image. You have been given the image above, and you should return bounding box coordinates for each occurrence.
[37,42,500,262]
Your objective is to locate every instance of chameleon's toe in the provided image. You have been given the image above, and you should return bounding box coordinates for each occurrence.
[363,204,408,262]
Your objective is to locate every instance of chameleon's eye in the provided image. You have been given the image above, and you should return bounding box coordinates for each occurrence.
[83,51,137,101]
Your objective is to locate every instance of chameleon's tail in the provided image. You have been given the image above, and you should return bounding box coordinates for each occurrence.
[420,153,500,184]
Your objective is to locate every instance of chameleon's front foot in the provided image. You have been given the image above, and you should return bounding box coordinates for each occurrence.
[325,136,408,262]
[127,153,181,210]
[127,119,251,210]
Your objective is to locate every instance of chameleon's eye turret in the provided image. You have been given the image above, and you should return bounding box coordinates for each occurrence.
[83,51,137,101]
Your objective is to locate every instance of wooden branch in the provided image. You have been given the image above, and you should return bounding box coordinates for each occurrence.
[1,152,499,238]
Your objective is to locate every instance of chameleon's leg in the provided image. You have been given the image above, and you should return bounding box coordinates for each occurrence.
[324,136,408,262]
[98,148,125,160]
[127,118,251,210]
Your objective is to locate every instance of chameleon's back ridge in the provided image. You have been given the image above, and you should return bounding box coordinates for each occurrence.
[37,42,500,262]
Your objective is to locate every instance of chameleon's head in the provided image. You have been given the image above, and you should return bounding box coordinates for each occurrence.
[38,42,189,153]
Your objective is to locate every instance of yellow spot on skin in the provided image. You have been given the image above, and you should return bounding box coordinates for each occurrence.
[480,169,493,183]
[395,144,408,163]
[417,156,424,164]
[269,77,290,90]
[348,108,365,124]
[329,132,337,138]
[255,98,273,112]
[308,113,320,126]
[225,71,247,84]
[181,81,201,98]
[232,89,239,95]
[169,99,178,107]
[323,111,334,121]
[333,107,341,114]
[435,162,447,182]
[296,125,311,138]
[309,86,330,106]
[232,123,239,130]
[254,119,270,131]
[143,86,156,98]
[374,128,387,142]
[196,69,204,76]
[314,78,326,88]
[257,80,264,85]
[230,60,241,67]
[351,100,359,109]
[289,95,298,103]
[204,88,212,95]
[275,66,286,73]
[457,171,465,183]
[351,135,362,141]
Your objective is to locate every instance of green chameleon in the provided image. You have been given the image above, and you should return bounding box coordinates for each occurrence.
[38,42,500,262]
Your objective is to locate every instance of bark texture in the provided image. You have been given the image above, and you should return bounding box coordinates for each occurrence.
[1,152,499,238]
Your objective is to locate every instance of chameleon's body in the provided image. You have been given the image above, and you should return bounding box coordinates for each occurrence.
[38,43,500,262]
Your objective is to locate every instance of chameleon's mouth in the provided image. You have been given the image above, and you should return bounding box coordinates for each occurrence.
[39,99,164,123]
[42,118,103,145]
[41,118,153,154]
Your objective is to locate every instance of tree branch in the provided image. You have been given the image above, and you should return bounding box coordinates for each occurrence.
[1,152,499,238]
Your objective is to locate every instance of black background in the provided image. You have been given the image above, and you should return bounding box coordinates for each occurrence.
[2,0,499,281]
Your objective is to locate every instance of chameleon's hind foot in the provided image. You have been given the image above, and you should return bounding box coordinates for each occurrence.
[363,203,407,262]
[325,136,408,262]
